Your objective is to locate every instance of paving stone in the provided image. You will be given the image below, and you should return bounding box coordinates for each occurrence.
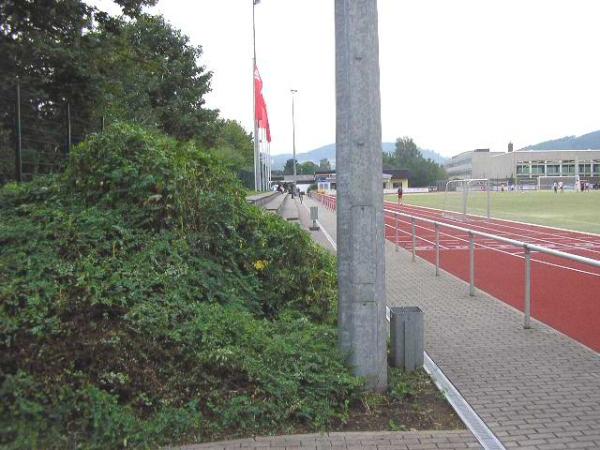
[303,198,600,450]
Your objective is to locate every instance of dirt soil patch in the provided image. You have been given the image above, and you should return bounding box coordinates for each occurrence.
[333,369,464,432]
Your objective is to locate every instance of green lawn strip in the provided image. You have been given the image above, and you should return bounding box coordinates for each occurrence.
[385,191,600,234]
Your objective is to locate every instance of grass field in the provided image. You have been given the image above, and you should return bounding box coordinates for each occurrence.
[385,191,600,234]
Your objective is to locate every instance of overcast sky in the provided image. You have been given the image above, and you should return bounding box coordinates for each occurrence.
[90,0,600,157]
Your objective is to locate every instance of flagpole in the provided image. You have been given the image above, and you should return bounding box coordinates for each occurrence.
[267,139,271,189]
[260,133,266,191]
[252,0,261,191]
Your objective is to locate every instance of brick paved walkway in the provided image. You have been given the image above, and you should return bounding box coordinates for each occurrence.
[175,431,479,450]
[302,197,600,450]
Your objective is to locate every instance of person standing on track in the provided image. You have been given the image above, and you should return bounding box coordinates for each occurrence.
[397,183,403,205]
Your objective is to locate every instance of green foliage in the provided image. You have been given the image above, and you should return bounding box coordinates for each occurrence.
[0,123,357,448]
[299,161,318,175]
[0,1,220,183]
[383,137,447,187]
[319,158,331,171]
[388,369,435,402]
[95,14,219,145]
[284,158,298,175]
[210,119,255,188]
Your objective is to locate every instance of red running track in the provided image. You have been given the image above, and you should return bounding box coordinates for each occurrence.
[313,193,600,352]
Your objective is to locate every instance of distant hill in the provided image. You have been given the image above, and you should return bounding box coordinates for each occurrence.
[522,130,600,150]
[271,143,447,170]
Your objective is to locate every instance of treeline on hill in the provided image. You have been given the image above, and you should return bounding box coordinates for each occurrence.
[0,0,253,185]
[283,158,331,175]
[0,123,363,448]
[383,137,447,187]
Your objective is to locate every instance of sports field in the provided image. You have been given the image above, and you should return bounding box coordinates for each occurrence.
[385,191,600,234]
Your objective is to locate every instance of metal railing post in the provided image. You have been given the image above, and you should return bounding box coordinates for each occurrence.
[524,246,531,329]
[462,181,468,217]
[435,222,440,276]
[411,217,416,262]
[469,231,475,296]
[487,180,491,219]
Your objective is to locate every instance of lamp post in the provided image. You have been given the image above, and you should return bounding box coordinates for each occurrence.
[252,0,261,191]
[291,89,298,179]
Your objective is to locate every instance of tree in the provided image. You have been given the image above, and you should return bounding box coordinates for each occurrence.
[394,137,420,163]
[284,158,298,175]
[0,0,219,170]
[299,161,318,175]
[319,158,331,171]
[210,120,253,172]
[383,137,447,187]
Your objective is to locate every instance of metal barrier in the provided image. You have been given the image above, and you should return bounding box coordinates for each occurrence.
[384,207,600,329]
[312,193,600,330]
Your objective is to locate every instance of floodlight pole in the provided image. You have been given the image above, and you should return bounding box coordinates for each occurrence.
[291,89,298,179]
[252,0,261,191]
[335,0,387,391]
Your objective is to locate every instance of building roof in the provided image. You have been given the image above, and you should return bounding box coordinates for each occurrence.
[314,169,409,179]
[383,168,410,179]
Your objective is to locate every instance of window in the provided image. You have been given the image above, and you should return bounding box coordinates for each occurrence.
[531,165,545,175]
[546,165,560,175]
[562,164,575,175]
[579,164,592,176]
[594,163,600,175]
[516,164,529,175]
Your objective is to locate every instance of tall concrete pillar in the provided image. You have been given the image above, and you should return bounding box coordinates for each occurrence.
[335,0,387,391]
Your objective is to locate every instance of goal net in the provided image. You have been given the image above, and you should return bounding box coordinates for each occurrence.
[537,176,578,191]
[442,179,490,221]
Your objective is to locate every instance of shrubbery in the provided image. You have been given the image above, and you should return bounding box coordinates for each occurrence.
[0,124,358,448]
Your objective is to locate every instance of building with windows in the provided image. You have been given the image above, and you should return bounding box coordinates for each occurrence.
[445,149,504,179]
[382,169,410,189]
[445,149,600,184]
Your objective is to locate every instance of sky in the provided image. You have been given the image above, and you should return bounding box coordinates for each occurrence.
[90,0,600,157]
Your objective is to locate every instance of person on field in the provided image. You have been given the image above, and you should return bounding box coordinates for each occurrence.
[397,183,403,205]
[558,180,564,192]
[553,181,558,193]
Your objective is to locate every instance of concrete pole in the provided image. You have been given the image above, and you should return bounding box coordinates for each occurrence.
[335,0,387,391]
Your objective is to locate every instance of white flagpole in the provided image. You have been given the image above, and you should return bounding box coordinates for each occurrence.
[252,1,261,191]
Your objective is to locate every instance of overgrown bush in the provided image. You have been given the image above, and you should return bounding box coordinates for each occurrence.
[0,123,356,448]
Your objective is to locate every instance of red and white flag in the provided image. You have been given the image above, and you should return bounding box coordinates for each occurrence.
[254,64,271,143]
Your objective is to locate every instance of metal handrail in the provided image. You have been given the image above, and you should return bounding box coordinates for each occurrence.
[312,192,599,329]
[384,208,600,269]
[384,207,600,329]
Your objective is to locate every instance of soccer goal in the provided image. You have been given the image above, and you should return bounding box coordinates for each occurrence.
[443,179,491,220]
[537,175,578,191]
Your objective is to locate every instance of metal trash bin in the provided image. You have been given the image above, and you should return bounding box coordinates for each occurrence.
[309,206,320,230]
[390,306,424,372]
